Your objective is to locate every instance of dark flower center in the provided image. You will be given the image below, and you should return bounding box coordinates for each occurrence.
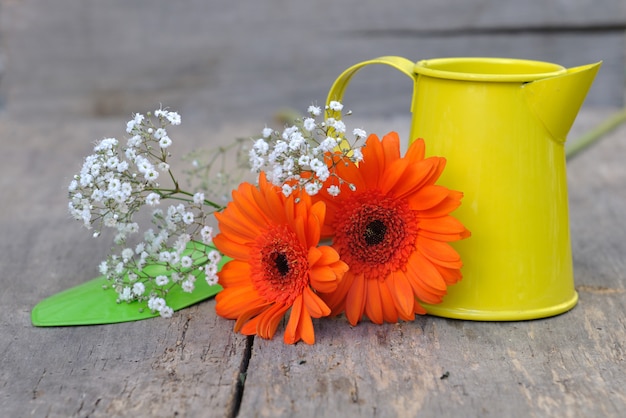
[332,191,420,279]
[364,219,387,245]
[250,224,309,305]
[274,252,290,276]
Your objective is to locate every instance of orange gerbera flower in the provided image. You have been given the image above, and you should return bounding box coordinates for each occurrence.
[317,132,470,325]
[213,173,348,344]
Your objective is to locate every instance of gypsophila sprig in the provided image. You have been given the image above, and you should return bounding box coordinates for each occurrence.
[68,107,224,318]
[249,101,367,198]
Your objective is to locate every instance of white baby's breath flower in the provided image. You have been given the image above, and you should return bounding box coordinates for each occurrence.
[328,101,343,111]
[144,169,159,182]
[304,181,322,196]
[145,192,161,206]
[158,251,172,263]
[327,185,341,197]
[262,127,273,138]
[132,282,145,296]
[205,273,219,287]
[153,128,167,139]
[281,184,293,197]
[148,296,166,312]
[118,287,132,302]
[155,275,169,286]
[208,250,221,264]
[193,192,205,205]
[247,101,362,200]
[116,160,129,172]
[159,305,174,318]
[352,147,364,163]
[127,135,142,148]
[320,137,338,152]
[205,264,218,286]
[166,111,181,125]
[200,226,213,244]
[303,118,316,132]
[307,105,321,116]
[353,128,367,138]
[253,138,269,155]
[333,119,346,133]
[182,212,194,225]
[159,136,172,149]
[121,248,134,262]
[180,255,193,269]
[181,279,195,293]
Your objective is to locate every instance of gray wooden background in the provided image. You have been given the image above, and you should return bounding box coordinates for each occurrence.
[1,1,626,417]
[1,0,624,127]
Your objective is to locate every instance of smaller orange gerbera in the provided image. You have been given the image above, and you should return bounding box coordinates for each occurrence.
[315,132,470,325]
[213,173,348,344]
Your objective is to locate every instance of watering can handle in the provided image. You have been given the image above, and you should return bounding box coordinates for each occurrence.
[326,56,417,115]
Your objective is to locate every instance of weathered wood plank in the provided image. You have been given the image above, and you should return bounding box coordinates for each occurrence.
[0,117,249,418]
[235,116,626,417]
[1,0,623,124]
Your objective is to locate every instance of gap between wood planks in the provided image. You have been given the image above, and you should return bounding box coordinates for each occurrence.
[229,335,255,418]
[350,22,626,38]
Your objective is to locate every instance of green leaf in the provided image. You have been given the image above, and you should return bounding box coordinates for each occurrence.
[31,243,229,326]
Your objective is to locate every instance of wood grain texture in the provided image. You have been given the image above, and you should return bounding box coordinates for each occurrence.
[1,1,625,415]
[235,112,626,418]
[1,110,625,418]
[0,117,250,418]
[0,0,623,125]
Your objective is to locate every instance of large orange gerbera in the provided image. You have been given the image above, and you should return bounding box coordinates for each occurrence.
[317,132,470,325]
[213,173,348,344]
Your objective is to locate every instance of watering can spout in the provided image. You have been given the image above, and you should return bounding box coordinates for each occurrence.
[524,61,602,141]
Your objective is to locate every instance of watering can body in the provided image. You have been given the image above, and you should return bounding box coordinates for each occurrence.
[327,56,601,320]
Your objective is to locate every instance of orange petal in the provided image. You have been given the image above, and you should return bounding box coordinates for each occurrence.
[419,215,468,236]
[378,278,399,323]
[217,260,251,287]
[234,302,272,332]
[243,302,288,339]
[434,263,464,285]
[345,272,367,326]
[420,156,447,186]
[284,295,315,344]
[358,134,384,187]
[308,245,341,267]
[364,278,383,324]
[302,286,331,318]
[404,273,444,305]
[309,265,340,293]
[404,252,447,304]
[414,302,427,315]
[215,286,265,319]
[212,233,251,260]
[304,201,325,247]
[405,138,425,162]
[417,192,463,218]
[417,236,463,268]
[380,158,410,196]
[319,271,355,316]
[381,132,402,169]
[386,271,415,319]
[407,185,450,210]
[387,159,438,199]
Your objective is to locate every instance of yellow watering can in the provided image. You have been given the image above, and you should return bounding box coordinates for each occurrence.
[327,56,601,321]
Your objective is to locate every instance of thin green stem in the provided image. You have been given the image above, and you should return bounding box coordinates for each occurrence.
[566,108,626,159]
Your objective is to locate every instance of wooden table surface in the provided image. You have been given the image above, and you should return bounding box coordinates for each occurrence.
[1,107,625,418]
